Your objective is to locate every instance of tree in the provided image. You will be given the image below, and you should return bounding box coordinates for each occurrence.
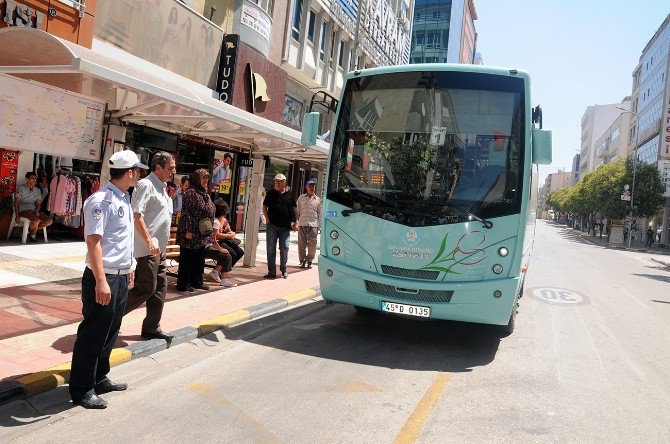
[627,158,664,218]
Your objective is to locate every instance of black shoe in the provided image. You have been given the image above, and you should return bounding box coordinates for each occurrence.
[192,283,210,290]
[73,393,107,409]
[141,331,174,341]
[176,286,195,292]
[281,272,288,279]
[307,263,312,269]
[263,274,276,279]
[95,379,128,394]
[299,261,306,269]
[28,234,37,242]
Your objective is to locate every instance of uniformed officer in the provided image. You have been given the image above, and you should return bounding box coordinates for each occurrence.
[69,150,148,409]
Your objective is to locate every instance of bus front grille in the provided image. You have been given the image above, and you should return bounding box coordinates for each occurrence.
[381,265,439,281]
[365,281,453,303]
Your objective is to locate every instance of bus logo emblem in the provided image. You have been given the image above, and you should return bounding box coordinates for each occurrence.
[404,229,419,246]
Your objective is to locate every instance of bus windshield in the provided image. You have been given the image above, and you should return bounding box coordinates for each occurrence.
[327,70,526,227]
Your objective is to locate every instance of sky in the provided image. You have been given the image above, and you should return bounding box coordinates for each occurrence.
[474,0,670,184]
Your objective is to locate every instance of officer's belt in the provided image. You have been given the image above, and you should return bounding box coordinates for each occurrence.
[87,265,131,275]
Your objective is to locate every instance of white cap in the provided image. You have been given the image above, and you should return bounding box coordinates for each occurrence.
[274,173,287,181]
[109,150,149,169]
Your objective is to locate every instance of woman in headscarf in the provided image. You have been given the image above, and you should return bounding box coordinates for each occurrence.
[176,169,214,292]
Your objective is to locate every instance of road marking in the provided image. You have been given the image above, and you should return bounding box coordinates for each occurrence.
[528,287,590,306]
[393,373,450,444]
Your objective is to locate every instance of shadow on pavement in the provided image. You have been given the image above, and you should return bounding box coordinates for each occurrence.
[225,301,502,373]
[632,273,670,284]
[0,386,73,430]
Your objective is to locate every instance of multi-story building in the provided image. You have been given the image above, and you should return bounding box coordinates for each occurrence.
[409,0,477,64]
[592,100,634,169]
[280,0,414,138]
[629,13,670,242]
[571,153,580,185]
[579,101,629,177]
[549,171,572,194]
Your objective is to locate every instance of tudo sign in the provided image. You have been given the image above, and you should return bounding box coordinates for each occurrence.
[216,34,239,104]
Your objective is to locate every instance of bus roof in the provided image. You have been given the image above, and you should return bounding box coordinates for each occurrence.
[345,64,530,82]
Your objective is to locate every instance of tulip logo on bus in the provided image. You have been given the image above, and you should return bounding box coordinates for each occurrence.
[403,229,419,246]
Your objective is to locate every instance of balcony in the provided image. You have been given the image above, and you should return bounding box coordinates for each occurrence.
[596,144,609,159]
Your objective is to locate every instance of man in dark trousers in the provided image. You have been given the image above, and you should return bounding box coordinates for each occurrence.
[69,151,148,409]
[123,152,175,341]
[262,173,298,279]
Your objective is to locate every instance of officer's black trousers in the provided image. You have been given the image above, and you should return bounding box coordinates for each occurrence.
[69,268,128,401]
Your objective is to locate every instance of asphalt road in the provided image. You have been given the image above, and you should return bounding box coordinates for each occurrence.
[2,220,670,443]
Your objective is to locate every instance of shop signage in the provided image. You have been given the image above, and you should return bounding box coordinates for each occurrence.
[241,4,270,42]
[216,34,239,104]
[1,0,45,29]
[240,158,254,167]
[657,159,670,197]
[662,76,670,158]
[0,149,19,193]
[360,0,410,65]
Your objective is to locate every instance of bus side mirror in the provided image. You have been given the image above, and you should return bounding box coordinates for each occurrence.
[301,112,321,147]
[532,129,552,165]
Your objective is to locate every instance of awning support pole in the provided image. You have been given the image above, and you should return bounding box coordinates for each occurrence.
[243,154,266,268]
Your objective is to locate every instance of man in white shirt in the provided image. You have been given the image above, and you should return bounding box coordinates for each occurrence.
[296,179,321,269]
[123,152,175,341]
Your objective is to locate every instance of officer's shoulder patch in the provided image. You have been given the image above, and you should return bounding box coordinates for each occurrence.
[91,206,103,220]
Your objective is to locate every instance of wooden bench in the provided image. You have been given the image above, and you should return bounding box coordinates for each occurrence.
[165,226,218,277]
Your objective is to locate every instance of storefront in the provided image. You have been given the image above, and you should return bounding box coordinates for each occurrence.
[0,26,328,261]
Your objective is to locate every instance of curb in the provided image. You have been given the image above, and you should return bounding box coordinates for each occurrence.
[0,287,321,405]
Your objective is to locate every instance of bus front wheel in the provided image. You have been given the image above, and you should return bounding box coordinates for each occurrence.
[498,304,517,336]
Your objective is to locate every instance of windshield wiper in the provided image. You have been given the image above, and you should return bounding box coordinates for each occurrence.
[341,205,436,220]
[389,199,493,229]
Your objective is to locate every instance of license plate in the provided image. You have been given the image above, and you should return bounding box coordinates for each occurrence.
[381,301,431,318]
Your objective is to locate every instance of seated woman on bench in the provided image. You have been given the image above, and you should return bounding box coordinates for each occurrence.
[204,203,237,288]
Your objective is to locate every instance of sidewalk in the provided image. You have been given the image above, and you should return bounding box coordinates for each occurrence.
[558,223,670,258]
[0,231,321,402]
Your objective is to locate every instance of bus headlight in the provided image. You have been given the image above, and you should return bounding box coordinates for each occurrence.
[492,264,503,274]
[332,246,341,255]
[498,247,509,257]
[330,230,339,239]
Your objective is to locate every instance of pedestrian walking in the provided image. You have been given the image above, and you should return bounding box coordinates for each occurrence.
[262,173,297,279]
[69,151,148,409]
[646,226,655,247]
[176,169,214,292]
[296,179,321,269]
[13,171,53,241]
[123,152,175,341]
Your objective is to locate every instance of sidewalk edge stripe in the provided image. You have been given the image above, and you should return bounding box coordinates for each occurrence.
[0,286,320,405]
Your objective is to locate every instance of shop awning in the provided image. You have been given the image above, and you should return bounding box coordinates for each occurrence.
[0,27,329,162]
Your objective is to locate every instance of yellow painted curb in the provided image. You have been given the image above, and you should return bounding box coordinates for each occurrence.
[15,349,132,397]
[281,289,318,305]
[193,310,252,336]
[16,362,71,397]
[109,348,133,367]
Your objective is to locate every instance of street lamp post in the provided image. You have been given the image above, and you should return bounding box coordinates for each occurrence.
[616,106,638,248]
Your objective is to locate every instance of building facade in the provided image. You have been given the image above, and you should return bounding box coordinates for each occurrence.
[579,101,629,177]
[628,13,670,242]
[409,0,477,64]
[571,153,580,185]
[592,104,634,169]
